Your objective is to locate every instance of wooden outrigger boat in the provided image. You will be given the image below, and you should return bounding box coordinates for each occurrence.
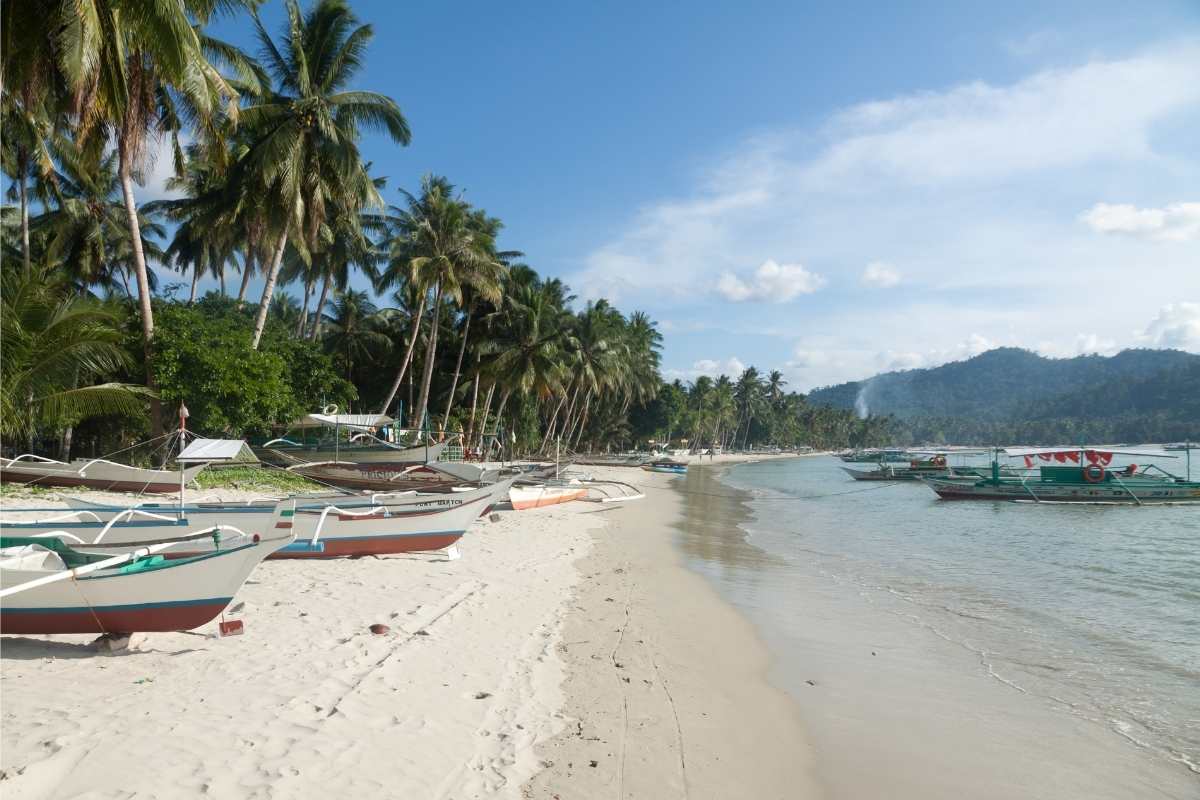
[0,456,206,493]
[38,480,514,558]
[0,529,292,635]
[286,460,498,493]
[923,447,1200,504]
[252,412,447,467]
[839,448,911,463]
[642,459,687,475]
[509,483,588,510]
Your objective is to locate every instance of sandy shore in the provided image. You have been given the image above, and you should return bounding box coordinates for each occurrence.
[524,461,820,799]
[1,455,806,798]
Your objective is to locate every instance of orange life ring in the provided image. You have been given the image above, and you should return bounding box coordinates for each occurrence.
[1083,464,1105,483]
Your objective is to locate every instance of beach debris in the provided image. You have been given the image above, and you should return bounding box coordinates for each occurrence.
[872,651,877,656]
[93,632,137,653]
[805,680,817,686]
[589,760,598,768]
[227,602,245,614]
[473,691,492,700]
[133,677,154,685]
[604,597,614,602]
[414,629,430,636]
[488,513,502,523]
[218,619,244,637]
[369,623,391,635]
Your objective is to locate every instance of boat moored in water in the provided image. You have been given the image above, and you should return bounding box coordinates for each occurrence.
[923,447,1200,504]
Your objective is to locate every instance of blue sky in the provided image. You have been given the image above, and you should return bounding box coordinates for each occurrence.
[159,0,1200,390]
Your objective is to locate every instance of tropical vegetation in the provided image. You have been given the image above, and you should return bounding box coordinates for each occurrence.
[1,0,899,460]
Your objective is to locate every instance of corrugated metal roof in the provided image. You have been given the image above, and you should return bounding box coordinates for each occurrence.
[177,439,259,463]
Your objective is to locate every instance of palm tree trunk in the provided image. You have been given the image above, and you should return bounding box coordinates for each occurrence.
[18,171,30,270]
[560,382,582,443]
[118,153,160,435]
[297,276,314,337]
[377,293,426,415]
[474,381,494,454]
[251,229,289,350]
[465,357,482,445]
[439,307,472,433]
[493,389,512,452]
[412,282,443,430]
[236,247,255,308]
[188,267,199,304]
[539,391,569,452]
[219,268,227,296]
[571,393,592,451]
[308,271,331,341]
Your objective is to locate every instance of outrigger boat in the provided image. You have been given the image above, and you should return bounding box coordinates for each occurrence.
[509,482,588,510]
[35,481,513,558]
[252,412,447,467]
[0,456,205,494]
[923,447,1200,504]
[642,459,688,475]
[839,448,912,463]
[842,452,1001,482]
[0,529,292,635]
[285,460,499,493]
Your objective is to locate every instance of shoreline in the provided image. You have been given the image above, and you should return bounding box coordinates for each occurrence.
[524,457,821,799]
[704,458,1200,800]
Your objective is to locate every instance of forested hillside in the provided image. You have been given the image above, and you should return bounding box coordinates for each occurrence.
[808,348,1200,444]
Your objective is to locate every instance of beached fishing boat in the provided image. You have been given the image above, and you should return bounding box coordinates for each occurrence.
[923,447,1200,504]
[642,459,688,475]
[251,412,447,466]
[0,529,291,635]
[0,455,206,493]
[43,481,513,558]
[509,483,588,510]
[286,460,498,493]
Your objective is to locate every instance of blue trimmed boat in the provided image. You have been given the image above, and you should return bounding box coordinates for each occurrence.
[0,530,292,635]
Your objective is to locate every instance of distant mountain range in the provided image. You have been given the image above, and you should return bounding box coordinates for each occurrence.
[806,348,1200,444]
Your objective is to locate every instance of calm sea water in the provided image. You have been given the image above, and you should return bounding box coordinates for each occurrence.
[676,456,1200,778]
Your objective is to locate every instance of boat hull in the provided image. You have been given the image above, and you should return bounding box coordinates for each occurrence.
[509,486,587,510]
[0,461,205,494]
[253,441,448,467]
[0,535,289,635]
[924,477,1200,503]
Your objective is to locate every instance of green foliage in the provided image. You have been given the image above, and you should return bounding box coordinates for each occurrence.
[1,265,151,441]
[195,466,323,493]
[144,295,355,437]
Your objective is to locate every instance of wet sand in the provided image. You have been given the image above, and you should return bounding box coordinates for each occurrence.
[524,463,821,799]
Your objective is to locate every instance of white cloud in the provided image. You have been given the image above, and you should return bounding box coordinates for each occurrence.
[580,40,1200,389]
[1079,202,1200,242]
[1137,302,1200,350]
[132,133,188,203]
[805,42,1200,186]
[716,259,824,303]
[861,261,901,288]
[665,356,748,381]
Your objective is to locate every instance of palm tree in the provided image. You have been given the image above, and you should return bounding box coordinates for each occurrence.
[374,175,503,426]
[240,0,410,350]
[1,264,151,445]
[438,209,515,431]
[321,289,390,382]
[53,1,250,433]
[31,147,167,296]
[478,280,569,445]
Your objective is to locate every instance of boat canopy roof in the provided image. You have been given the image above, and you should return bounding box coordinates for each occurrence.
[1002,446,1175,458]
[292,413,394,431]
[178,439,259,463]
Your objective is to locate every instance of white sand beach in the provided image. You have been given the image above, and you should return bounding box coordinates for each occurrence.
[0,456,813,799]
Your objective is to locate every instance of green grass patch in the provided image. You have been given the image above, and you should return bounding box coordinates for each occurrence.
[194,465,322,492]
